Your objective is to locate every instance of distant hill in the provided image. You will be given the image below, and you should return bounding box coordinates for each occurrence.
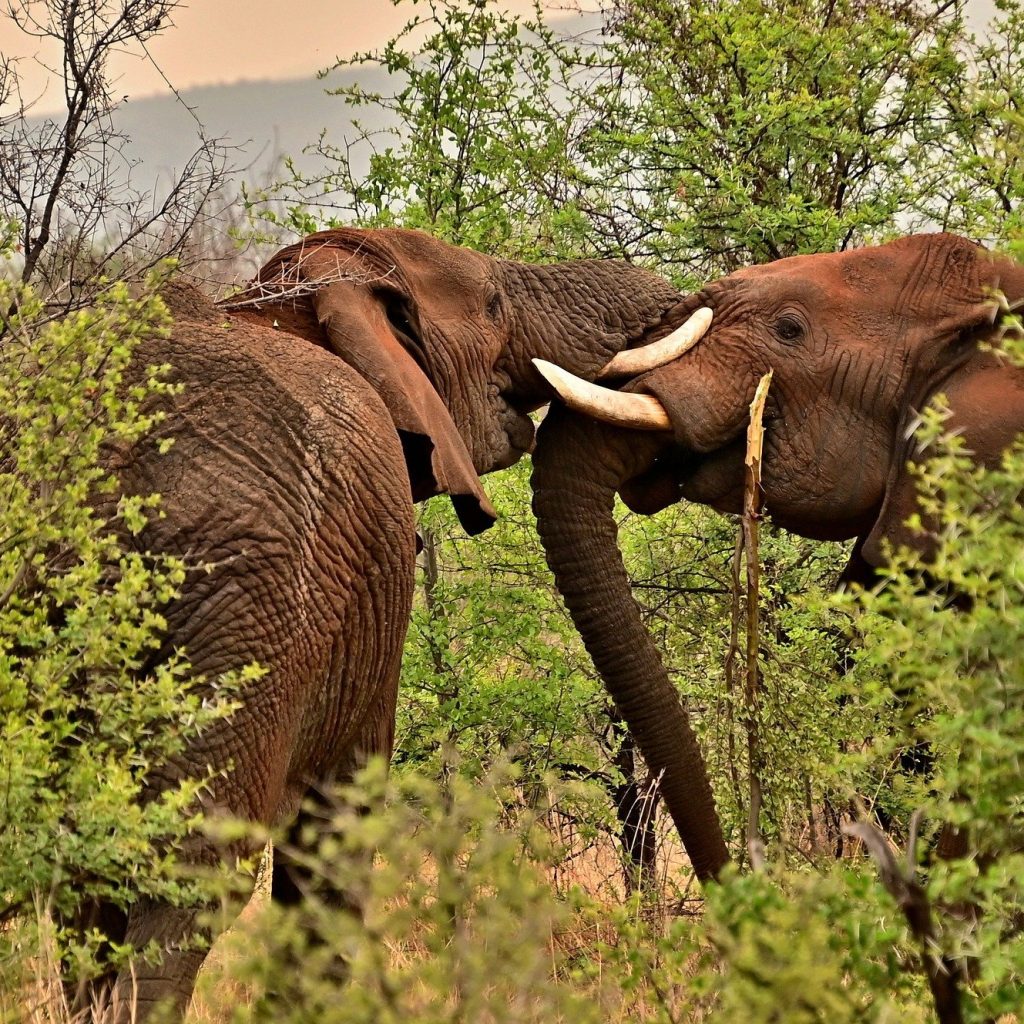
[108,10,600,202]
[112,66,396,198]
[27,2,1001,212]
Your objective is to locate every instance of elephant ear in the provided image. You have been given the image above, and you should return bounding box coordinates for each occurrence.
[862,359,1024,566]
[314,279,496,536]
[978,246,1024,309]
[851,236,1024,573]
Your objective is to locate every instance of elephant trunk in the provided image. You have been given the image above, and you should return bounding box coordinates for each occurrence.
[531,405,729,883]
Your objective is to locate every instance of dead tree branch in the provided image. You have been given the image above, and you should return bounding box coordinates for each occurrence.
[844,813,964,1024]
[742,372,772,854]
[0,0,231,314]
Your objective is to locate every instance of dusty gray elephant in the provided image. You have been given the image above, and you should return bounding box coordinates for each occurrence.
[75,227,698,1019]
[531,232,1024,882]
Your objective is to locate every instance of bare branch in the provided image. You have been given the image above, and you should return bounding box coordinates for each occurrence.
[0,0,232,314]
[741,372,772,852]
[844,817,965,1024]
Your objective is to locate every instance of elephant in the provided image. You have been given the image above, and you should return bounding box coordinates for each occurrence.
[72,226,701,1019]
[530,232,1024,883]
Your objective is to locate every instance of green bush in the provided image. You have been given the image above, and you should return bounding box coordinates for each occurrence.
[843,403,1024,1016]
[211,762,604,1024]
[0,272,240,1005]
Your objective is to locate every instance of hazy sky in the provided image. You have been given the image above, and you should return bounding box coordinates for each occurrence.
[0,0,1000,116]
[1,0,546,112]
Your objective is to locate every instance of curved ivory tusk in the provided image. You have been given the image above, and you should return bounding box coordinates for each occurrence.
[533,358,672,431]
[597,306,713,380]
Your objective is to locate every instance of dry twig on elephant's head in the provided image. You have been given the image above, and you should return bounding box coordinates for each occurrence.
[216,235,399,311]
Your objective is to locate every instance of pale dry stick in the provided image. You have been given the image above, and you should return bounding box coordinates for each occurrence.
[721,530,746,822]
[216,264,395,311]
[741,372,773,858]
[27,894,68,1024]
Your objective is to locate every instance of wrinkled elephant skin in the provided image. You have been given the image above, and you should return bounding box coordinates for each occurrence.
[632,233,1024,570]
[83,288,418,1019]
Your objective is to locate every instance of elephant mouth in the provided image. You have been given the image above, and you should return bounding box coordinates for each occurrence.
[617,440,750,517]
[490,401,537,471]
[675,438,745,506]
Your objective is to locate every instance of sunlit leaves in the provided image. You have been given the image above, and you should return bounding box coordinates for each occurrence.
[0,272,239,991]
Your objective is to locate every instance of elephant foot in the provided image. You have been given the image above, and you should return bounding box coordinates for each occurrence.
[99,901,213,1023]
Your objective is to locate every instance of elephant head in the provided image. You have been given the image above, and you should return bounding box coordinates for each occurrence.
[229,227,686,534]
[531,233,1024,880]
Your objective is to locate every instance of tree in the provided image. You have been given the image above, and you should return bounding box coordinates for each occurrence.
[243,0,591,259]
[0,0,229,312]
[545,0,970,280]
[926,0,1024,241]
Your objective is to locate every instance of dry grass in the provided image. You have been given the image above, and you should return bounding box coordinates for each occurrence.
[184,817,699,1023]
[14,823,1022,1024]
[186,896,266,1023]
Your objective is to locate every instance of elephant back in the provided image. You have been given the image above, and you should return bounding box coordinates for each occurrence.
[105,281,415,563]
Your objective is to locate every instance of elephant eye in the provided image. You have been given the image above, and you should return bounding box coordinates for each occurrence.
[774,314,804,342]
[383,293,414,337]
[485,289,503,322]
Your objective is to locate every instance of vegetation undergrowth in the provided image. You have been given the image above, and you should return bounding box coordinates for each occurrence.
[0,267,245,1020]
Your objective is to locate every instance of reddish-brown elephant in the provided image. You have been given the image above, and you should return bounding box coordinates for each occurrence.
[76,227,701,1020]
[531,233,1024,882]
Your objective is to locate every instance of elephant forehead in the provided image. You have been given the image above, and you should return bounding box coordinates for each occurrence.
[724,233,987,314]
[711,240,940,306]
[378,227,493,287]
[726,248,849,285]
[704,265,833,318]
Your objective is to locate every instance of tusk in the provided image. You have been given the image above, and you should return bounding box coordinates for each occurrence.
[533,358,672,431]
[597,306,712,380]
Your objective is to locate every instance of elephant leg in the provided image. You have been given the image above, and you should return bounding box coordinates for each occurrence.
[108,867,258,1024]
[62,900,128,1017]
[273,651,400,896]
[266,686,399,998]
[609,721,659,894]
[106,899,208,1022]
[268,789,371,994]
[271,787,369,924]
[98,830,259,1023]
[837,536,878,590]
